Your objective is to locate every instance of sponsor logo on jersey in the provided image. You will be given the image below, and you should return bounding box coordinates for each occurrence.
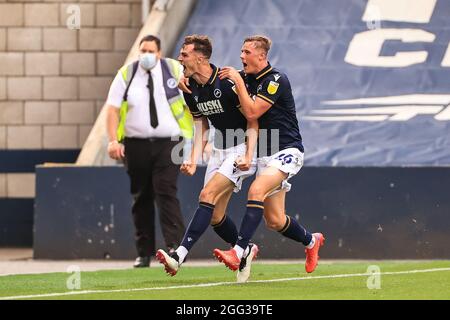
[197,99,225,115]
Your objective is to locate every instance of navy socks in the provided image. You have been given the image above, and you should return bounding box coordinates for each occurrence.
[212,215,238,246]
[236,200,264,249]
[180,202,215,251]
[279,215,312,246]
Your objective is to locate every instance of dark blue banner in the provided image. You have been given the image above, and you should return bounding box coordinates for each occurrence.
[175,0,450,166]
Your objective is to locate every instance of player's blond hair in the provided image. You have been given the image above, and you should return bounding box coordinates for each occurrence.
[243,35,272,55]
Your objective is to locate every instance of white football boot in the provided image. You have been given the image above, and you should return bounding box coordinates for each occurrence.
[156,249,180,276]
[236,243,259,283]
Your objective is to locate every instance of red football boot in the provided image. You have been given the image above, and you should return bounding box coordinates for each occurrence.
[305,233,325,273]
[213,248,240,271]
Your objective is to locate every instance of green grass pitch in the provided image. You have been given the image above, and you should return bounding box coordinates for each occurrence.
[1,261,449,300]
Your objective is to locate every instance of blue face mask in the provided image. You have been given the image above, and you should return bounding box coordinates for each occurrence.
[139,53,158,70]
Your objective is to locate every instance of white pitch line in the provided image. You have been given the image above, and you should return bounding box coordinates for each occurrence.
[1,267,449,300]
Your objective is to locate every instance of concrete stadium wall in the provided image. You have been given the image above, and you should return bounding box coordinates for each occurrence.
[0,0,143,152]
[34,166,450,259]
[0,0,145,245]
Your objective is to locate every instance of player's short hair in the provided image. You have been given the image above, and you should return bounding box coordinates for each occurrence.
[244,35,272,55]
[183,34,212,59]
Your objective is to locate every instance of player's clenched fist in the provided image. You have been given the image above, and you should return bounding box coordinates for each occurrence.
[235,155,251,171]
[180,160,197,176]
[178,74,192,94]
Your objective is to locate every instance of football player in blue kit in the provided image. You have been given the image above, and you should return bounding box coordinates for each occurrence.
[156,35,259,282]
[214,35,325,273]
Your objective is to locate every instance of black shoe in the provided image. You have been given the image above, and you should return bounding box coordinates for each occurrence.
[133,256,151,268]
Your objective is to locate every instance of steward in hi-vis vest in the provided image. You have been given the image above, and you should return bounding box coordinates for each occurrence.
[117,57,194,142]
[106,35,187,268]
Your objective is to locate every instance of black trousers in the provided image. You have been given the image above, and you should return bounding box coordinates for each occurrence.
[124,137,186,257]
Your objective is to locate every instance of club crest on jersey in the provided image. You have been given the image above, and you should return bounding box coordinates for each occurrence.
[267,81,279,95]
[214,89,222,98]
[194,96,198,102]
[167,78,177,89]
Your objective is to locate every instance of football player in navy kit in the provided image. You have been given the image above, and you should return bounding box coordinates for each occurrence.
[156,35,259,282]
[214,35,325,273]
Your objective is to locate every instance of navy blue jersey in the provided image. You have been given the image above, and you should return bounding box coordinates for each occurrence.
[183,64,248,149]
[244,63,304,157]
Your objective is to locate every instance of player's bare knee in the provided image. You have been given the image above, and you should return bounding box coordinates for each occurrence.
[264,215,284,231]
[248,185,266,202]
[210,213,224,226]
[199,187,217,204]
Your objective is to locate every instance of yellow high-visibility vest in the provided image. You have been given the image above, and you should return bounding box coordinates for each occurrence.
[116,58,194,142]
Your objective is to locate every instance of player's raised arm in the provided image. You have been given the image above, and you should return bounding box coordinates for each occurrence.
[219,67,271,121]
